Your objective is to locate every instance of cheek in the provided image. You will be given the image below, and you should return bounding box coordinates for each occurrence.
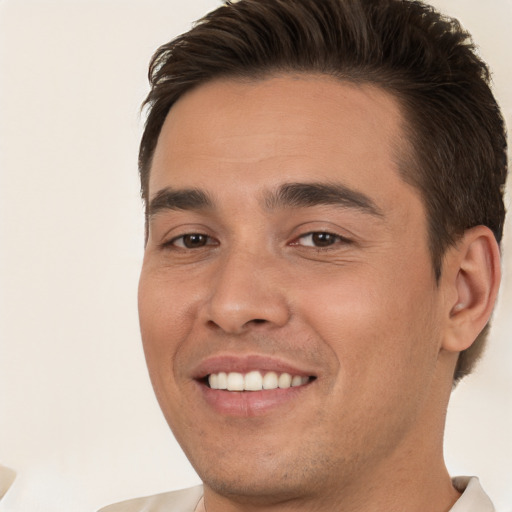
[296,260,440,386]
[138,266,198,345]
[138,269,202,427]
[296,267,441,451]
[137,269,193,388]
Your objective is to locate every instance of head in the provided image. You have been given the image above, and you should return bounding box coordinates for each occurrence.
[137,0,506,507]
[139,0,507,385]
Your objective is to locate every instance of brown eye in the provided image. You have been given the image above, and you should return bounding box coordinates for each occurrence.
[311,232,337,247]
[173,234,211,249]
[297,232,344,248]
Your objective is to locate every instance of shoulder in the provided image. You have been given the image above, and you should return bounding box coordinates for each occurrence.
[97,485,204,512]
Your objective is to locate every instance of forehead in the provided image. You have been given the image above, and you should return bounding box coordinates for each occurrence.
[149,74,410,206]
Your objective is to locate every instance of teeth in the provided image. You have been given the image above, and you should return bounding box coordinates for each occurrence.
[244,371,263,391]
[291,375,303,387]
[209,373,219,389]
[262,371,278,390]
[207,371,311,391]
[217,372,227,389]
[278,372,292,388]
[226,372,244,391]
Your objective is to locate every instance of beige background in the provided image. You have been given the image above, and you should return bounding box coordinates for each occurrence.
[0,1,511,511]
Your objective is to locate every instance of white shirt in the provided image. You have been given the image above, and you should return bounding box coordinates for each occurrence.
[450,477,495,512]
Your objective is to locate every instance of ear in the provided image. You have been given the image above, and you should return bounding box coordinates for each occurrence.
[441,225,501,353]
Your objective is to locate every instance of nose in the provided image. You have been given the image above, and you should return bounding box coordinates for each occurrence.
[202,248,291,334]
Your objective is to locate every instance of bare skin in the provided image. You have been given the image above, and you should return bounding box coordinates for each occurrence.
[138,75,500,511]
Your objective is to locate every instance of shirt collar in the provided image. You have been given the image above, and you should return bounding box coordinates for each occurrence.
[450,477,495,512]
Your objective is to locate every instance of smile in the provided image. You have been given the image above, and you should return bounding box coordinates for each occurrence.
[193,355,318,415]
[208,371,311,391]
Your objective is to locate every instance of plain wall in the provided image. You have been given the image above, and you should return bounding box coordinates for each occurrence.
[0,1,511,511]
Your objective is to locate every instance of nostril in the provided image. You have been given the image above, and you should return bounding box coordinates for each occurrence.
[206,320,222,330]
[251,319,266,324]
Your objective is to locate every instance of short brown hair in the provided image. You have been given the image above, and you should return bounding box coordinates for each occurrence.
[139,0,508,383]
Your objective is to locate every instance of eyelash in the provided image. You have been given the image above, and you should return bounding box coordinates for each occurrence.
[164,231,351,250]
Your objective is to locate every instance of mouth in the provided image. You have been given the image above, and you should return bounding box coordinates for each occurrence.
[193,356,318,416]
[205,370,313,391]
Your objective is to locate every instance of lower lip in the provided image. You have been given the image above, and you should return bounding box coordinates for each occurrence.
[197,381,312,417]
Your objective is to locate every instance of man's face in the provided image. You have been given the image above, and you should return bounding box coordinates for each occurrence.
[139,76,449,501]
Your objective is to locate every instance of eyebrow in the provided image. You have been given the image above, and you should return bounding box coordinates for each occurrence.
[147,181,383,218]
[147,187,214,217]
[263,182,383,217]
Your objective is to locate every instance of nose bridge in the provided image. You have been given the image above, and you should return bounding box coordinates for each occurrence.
[204,241,290,333]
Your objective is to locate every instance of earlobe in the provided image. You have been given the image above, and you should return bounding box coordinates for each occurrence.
[442,226,501,353]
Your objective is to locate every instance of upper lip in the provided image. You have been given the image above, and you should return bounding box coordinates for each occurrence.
[192,353,317,380]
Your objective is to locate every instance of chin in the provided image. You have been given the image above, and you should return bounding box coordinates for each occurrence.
[190,441,345,506]
[201,470,311,506]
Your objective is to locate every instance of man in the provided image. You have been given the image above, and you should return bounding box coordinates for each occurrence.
[100,0,507,510]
